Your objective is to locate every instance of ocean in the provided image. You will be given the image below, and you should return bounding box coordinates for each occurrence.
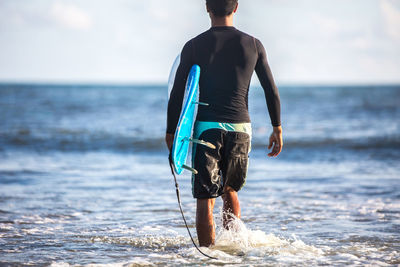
[0,83,399,266]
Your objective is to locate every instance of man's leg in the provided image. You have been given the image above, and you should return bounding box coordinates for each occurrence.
[196,198,216,247]
[222,185,240,229]
[221,130,250,229]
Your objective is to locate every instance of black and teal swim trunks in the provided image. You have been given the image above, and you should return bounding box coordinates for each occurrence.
[191,121,252,199]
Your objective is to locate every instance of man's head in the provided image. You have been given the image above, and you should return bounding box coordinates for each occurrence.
[206,0,238,17]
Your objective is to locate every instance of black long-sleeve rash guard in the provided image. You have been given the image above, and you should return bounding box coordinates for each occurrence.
[166,26,281,134]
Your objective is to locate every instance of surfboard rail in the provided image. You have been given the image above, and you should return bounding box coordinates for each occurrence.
[171,65,201,174]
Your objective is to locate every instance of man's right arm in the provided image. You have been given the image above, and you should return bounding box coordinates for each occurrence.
[254,39,282,156]
[166,41,193,151]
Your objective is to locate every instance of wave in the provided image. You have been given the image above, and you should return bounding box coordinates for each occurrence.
[1,130,399,153]
[0,130,165,153]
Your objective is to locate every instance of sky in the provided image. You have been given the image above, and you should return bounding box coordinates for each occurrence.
[0,0,399,85]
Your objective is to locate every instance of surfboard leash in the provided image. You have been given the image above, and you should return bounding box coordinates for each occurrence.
[168,154,218,260]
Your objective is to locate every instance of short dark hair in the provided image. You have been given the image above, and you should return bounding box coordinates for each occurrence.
[206,0,238,17]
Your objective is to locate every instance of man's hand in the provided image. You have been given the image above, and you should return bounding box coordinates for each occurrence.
[268,126,283,157]
[165,133,174,152]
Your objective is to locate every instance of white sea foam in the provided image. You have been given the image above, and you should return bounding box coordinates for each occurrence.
[50,259,156,267]
[90,234,188,251]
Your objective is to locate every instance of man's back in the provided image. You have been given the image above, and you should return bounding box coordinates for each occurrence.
[191,26,258,123]
[167,26,280,134]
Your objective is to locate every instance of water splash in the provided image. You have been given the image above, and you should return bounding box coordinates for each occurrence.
[212,214,324,258]
[175,212,324,266]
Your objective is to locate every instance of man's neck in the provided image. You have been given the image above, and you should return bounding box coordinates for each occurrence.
[210,15,234,27]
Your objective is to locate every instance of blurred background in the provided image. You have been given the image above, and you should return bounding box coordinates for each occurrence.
[0,0,399,266]
[1,0,399,84]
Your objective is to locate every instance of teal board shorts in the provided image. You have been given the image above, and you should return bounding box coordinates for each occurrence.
[191,121,252,199]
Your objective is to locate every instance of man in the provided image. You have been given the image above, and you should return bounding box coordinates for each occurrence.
[166,0,282,247]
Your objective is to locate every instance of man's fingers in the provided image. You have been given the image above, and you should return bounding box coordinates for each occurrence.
[268,136,275,156]
[267,143,276,157]
[268,142,281,157]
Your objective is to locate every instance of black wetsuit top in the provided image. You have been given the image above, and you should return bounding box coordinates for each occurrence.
[166,26,281,134]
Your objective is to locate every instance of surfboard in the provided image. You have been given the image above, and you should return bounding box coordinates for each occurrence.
[171,65,200,174]
[168,56,216,174]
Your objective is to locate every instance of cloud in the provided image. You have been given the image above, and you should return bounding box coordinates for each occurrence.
[310,13,341,38]
[380,0,400,41]
[50,1,92,30]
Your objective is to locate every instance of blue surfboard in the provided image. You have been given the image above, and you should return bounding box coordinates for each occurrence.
[171,65,200,174]
[168,57,216,174]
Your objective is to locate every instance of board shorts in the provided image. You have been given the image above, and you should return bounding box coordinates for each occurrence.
[191,121,252,199]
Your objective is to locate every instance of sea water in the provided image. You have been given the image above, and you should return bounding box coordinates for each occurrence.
[0,84,399,266]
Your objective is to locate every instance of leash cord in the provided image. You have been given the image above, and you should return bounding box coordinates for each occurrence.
[168,155,218,260]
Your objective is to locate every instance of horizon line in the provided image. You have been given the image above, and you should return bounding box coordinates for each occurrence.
[0,80,399,88]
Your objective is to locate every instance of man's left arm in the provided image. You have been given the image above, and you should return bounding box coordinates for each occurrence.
[254,39,283,157]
